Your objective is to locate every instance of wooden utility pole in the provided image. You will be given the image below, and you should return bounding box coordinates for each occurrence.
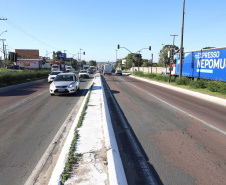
[179,0,185,78]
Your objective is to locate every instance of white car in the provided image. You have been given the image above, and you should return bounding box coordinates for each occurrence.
[66,66,75,72]
[49,73,80,96]
[79,70,89,78]
[48,71,63,82]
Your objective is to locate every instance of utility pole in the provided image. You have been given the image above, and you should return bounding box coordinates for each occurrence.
[0,39,6,60]
[169,34,178,83]
[80,48,82,62]
[63,50,67,71]
[179,0,185,78]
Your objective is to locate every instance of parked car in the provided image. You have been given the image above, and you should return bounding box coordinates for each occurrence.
[49,73,80,96]
[48,71,63,82]
[115,70,122,75]
[79,70,89,78]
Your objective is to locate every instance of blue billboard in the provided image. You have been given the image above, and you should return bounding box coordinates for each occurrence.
[57,53,66,59]
[176,47,226,81]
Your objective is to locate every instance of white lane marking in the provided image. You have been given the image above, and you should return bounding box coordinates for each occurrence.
[118,77,226,136]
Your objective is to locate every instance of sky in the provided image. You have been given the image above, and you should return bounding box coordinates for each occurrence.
[0,0,226,63]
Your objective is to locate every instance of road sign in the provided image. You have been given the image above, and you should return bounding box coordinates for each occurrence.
[170,59,173,64]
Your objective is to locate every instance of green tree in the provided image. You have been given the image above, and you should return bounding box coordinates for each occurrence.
[125,53,142,68]
[158,45,179,67]
[80,60,86,67]
[89,60,96,66]
[52,51,62,61]
[71,59,77,69]
[141,61,149,67]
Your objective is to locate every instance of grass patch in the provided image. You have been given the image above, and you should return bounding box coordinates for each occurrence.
[61,83,94,184]
[132,72,226,98]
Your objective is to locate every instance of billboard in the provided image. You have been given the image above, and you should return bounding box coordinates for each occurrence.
[57,53,66,59]
[17,60,40,69]
[15,49,39,59]
[175,47,226,81]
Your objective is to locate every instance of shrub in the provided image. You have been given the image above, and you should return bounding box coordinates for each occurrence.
[146,73,157,79]
[176,76,190,85]
[207,81,220,92]
[154,75,163,81]
[190,79,207,89]
[134,71,144,77]
[170,76,176,82]
[219,82,226,94]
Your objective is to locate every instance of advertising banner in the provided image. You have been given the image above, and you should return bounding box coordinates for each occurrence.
[176,48,226,81]
[57,53,66,59]
[17,60,40,69]
[15,49,39,59]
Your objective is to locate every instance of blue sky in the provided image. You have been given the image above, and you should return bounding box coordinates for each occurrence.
[0,0,226,63]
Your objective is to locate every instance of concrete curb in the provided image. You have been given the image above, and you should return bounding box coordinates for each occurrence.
[129,75,226,107]
[48,74,127,185]
[48,82,92,185]
[100,76,128,185]
[0,79,47,94]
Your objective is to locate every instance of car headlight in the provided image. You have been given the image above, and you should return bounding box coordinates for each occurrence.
[50,82,55,88]
[68,83,75,88]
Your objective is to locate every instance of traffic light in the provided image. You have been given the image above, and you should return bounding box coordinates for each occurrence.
[83,52,85,55]
[149,46,151,50]
[117,44,120,49]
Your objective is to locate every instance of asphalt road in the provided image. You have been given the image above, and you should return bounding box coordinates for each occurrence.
[0,76,93,185]
[103,74,226,185]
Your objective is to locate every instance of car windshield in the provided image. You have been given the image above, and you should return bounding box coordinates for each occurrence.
[54,75,74,81]
[80,70,87,73]
[50,72,61,75]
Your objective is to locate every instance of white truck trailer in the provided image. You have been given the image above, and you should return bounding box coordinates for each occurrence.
[103,64,112,75]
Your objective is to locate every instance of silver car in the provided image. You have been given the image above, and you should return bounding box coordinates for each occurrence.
[49,73,80,96]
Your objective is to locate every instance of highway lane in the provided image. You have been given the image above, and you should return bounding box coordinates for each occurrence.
[0,76,93,185]
[103,74,226,185]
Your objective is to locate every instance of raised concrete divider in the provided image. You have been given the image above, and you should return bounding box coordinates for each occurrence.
[48,74,127,185]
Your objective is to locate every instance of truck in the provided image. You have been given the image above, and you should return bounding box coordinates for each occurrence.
[83,65,89,70]
[175,47,226,81]
[51,64,61,71]
[103,64,112,75]
[90,66,96,72]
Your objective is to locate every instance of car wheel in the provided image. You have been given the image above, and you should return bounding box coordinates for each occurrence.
[50,93,54,96]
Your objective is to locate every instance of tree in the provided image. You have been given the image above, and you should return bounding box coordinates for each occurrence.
[141,61,149,67]
[80,60,86,66]
[71,59,77,69]
[52,51,62,61]
[125,53,142,68]
[89,60,96,66]
[158,45,179,67]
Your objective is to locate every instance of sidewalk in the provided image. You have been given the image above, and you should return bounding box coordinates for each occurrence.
[48,74,127,185]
